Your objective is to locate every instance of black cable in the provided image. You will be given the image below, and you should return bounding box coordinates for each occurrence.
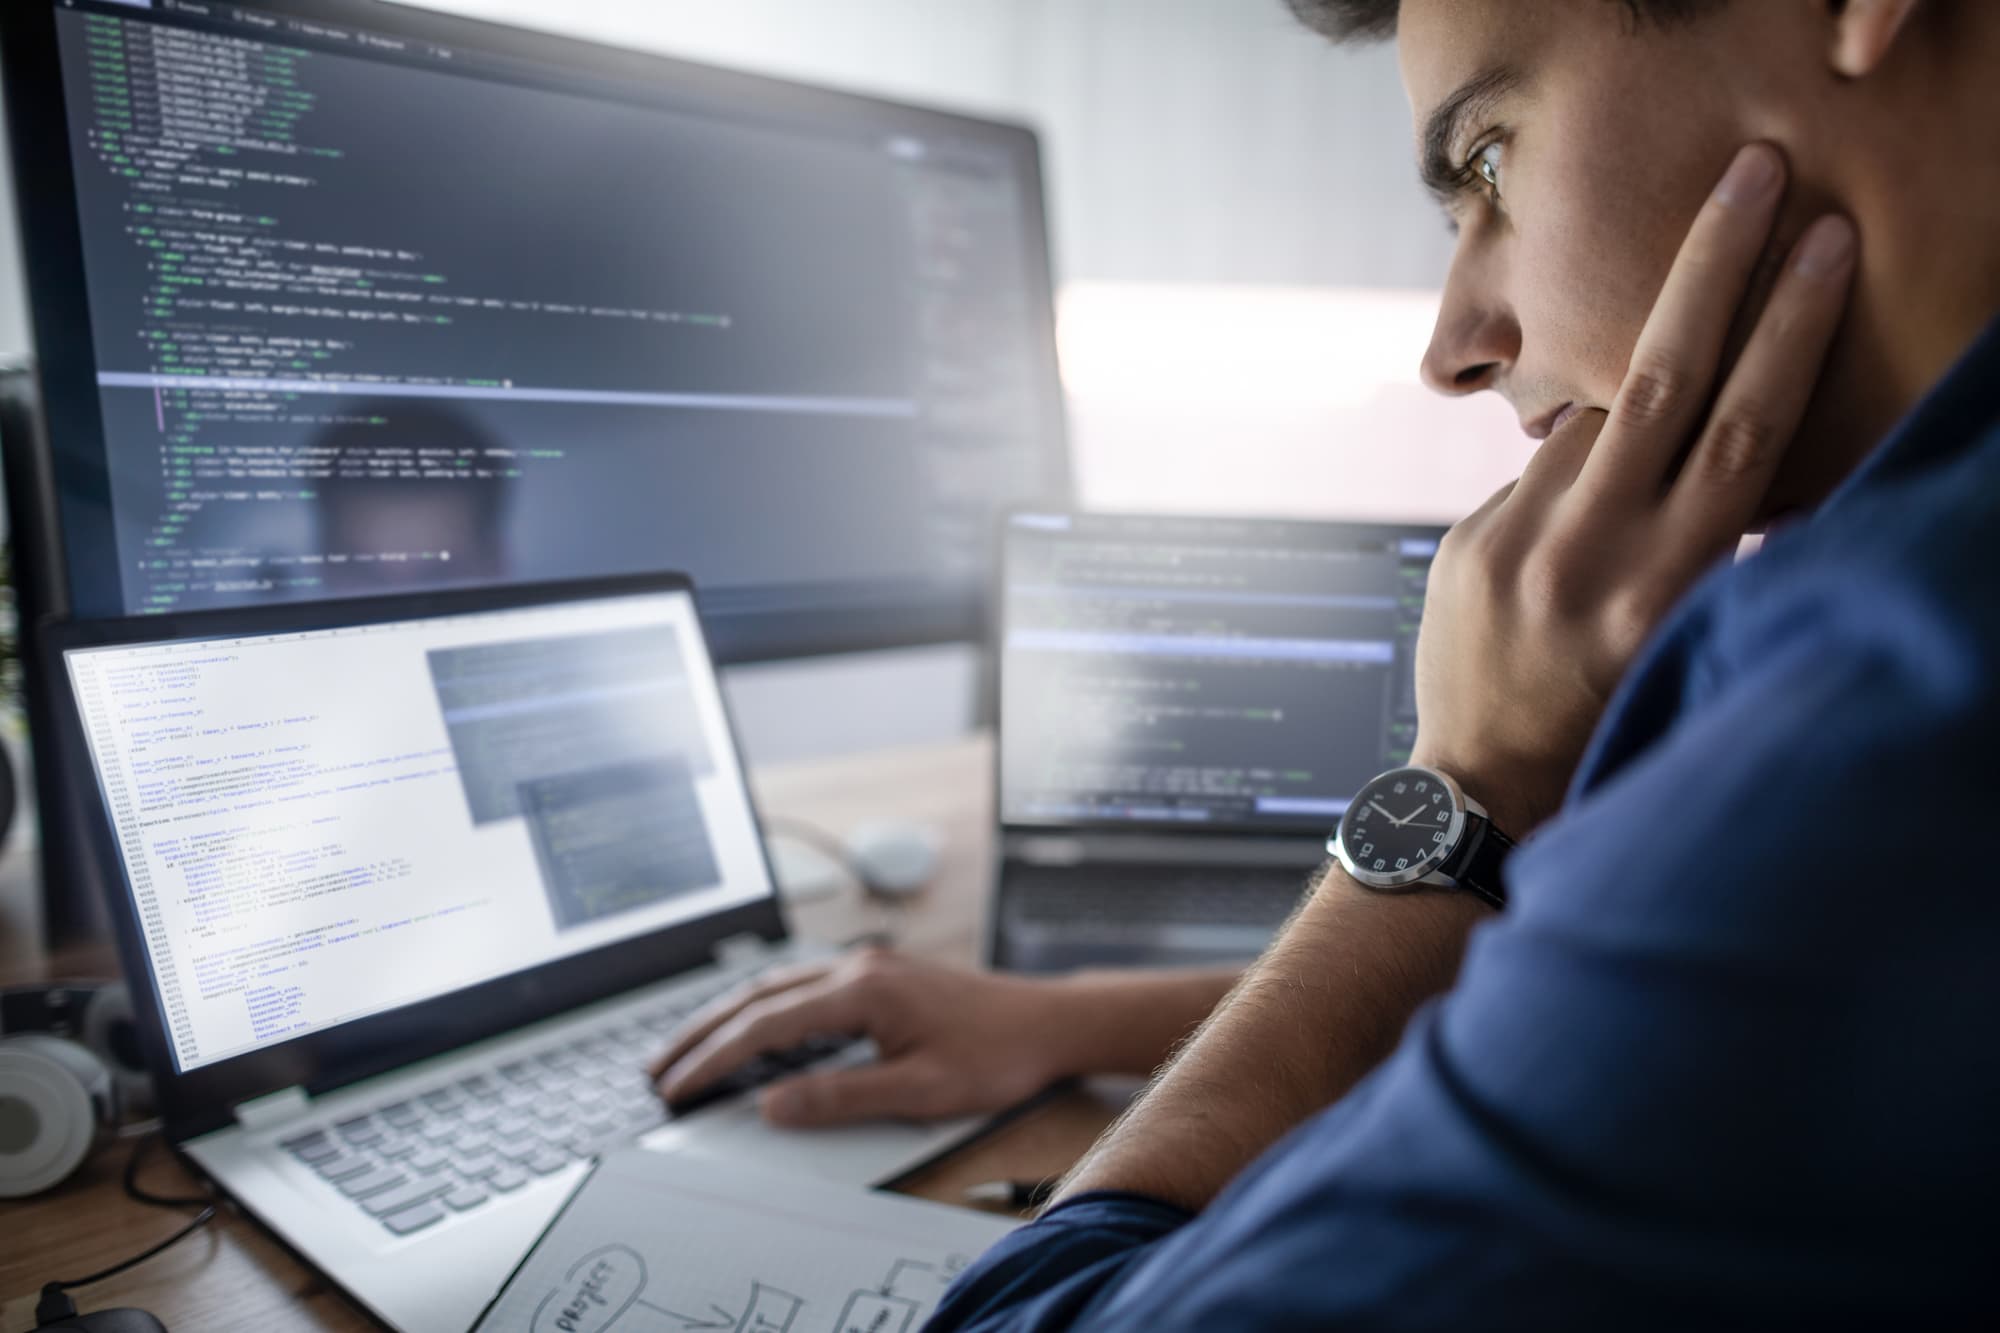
[117,1131,213,1210]
[35,1134,217,1328]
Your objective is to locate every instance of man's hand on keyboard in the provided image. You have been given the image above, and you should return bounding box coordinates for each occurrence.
[650,951,1069,1126]
[649,951,1237,1128]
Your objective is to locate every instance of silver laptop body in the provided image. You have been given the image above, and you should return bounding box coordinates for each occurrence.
[51,574,980,1333]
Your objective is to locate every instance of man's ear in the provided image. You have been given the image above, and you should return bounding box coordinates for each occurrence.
[1828,0,1922,78]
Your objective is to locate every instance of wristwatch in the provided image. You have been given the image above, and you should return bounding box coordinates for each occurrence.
[1327,765,1512,910]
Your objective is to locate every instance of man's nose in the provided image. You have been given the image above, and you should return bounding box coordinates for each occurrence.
[1420,254,1517,397]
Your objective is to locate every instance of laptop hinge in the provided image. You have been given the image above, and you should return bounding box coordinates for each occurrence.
[234,1085,312,1132]
[713,932,775,968]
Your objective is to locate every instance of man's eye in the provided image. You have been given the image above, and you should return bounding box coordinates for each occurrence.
[1473,141,1504,199]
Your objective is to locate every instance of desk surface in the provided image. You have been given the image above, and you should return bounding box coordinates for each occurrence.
[0,734,1121,1333]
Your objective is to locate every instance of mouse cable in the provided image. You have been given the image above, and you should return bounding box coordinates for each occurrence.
[35,1133,218,1328]
[761,813,899,903]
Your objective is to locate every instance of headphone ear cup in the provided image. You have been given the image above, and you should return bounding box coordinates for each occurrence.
[0,1034,112,1198]
[82,982,153,1113]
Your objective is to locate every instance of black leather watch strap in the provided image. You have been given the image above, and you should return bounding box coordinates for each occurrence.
[1446,816,1512,910]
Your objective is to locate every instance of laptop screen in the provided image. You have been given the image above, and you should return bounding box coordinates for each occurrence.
[63,589,773,1075]
[1000,512,1445,833]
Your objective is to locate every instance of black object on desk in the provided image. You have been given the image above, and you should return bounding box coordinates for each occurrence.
[34,1310,169,1333]
[964,1177,1062,1210]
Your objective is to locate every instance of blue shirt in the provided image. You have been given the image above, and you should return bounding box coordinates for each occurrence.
[931,318,2000,1331]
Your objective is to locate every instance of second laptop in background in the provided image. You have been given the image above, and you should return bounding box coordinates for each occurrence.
[993,511,1448,971]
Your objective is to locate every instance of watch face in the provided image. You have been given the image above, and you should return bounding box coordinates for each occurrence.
[1335,766,1463,888]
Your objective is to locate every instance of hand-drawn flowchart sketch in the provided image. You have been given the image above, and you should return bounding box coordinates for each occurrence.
[474,1150,1017,1333]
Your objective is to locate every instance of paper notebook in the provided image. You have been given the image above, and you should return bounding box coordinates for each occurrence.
[471,1148,1020,1333]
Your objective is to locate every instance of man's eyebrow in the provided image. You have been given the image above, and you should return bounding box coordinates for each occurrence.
[1418,64,1523,202]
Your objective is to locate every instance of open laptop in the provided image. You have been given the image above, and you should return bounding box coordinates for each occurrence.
[47,574,985,1333]
[990,512,1449,972]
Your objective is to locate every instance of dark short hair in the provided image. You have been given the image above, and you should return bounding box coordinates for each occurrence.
[1284,0,1721,42]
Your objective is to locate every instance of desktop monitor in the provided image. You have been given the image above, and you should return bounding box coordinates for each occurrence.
[1,0,1069,942]
[0,0,1069,660]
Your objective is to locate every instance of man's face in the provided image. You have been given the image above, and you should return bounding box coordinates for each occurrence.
[1399,0,1851,515]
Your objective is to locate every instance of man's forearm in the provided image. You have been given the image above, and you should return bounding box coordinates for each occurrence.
[1037,967,1240,1081]
[1056,866,1487,1212]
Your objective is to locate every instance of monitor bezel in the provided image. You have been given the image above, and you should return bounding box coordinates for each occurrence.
[993,508,1451,839]
[43,569,791,1142]
[0,0,1072,663]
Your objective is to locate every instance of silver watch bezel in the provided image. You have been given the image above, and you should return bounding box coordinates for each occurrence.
[1328,765,1479,891]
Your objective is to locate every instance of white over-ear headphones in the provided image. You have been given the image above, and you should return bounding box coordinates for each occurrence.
[0,982,147,1198]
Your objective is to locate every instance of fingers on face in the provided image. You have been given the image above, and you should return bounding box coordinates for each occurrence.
[1663,212,1855,547]
[1516,407,1605,499]
[646,961,832,1080]
[1582,143,1788,502]
[656,977,870,1100]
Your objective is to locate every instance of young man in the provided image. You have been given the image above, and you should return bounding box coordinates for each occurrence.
[661,0,2000,1322]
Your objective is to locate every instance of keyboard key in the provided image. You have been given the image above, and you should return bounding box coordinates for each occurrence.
[458,1074,499,1101]
[335,1115,384,1145]
[361,1175,453,1218]
[497,1139,542,1164]
[526,1150,570,1176]
[622,1103,667,1134]
[283,1133,341,1165]
[492,1115,536,1141]
[407,1146,450,1173]
[381,1200,446,1236]
[314,1152,376,1182]
[443,1183,490,1212]
[338,1165,408,1199]
[453,1152,500,1179]
[378,1100,421,1129]
[463,1103,503,1128]
[454,1140,497,1167]
[488,1164,529,1193]
[373,1132,417,1159]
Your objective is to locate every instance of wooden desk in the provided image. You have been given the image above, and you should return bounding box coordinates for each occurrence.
[0,734,1122,1332]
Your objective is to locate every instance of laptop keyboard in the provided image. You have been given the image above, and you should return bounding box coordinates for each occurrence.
[276,968,847,1238]
[1006,863,1315,929]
